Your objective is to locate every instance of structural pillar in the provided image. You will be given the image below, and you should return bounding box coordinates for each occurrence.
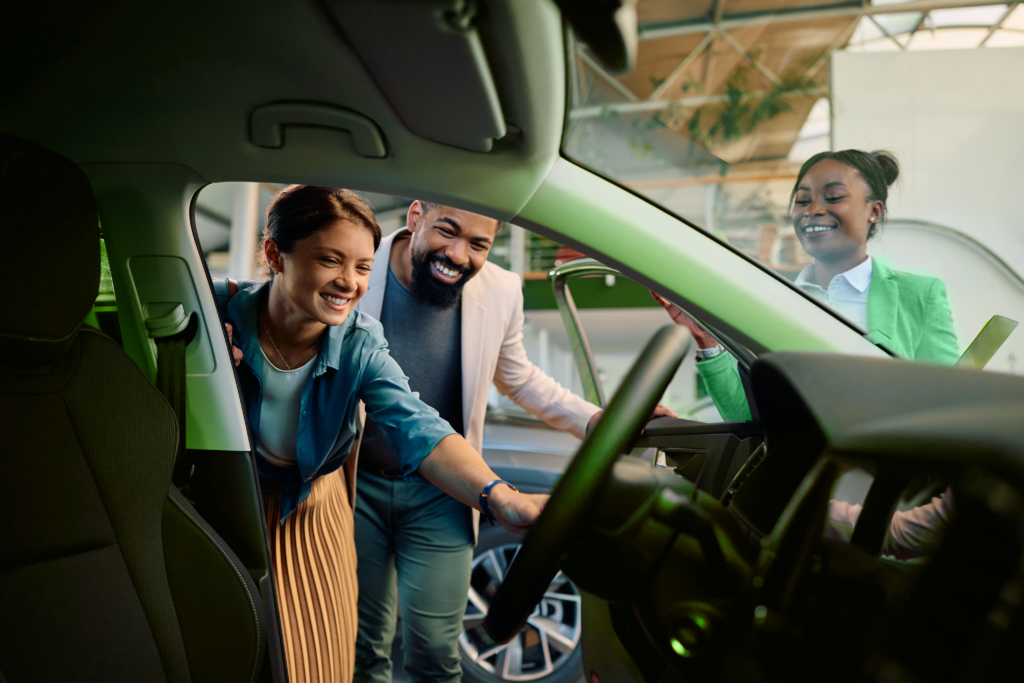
[229,182,260,280]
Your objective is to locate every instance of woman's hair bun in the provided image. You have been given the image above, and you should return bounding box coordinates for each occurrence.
[873,150,900,187]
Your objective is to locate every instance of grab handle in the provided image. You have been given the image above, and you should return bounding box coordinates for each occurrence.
[250,103,387,158]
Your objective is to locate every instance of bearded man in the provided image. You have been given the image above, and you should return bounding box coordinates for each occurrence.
[351,201,674,683]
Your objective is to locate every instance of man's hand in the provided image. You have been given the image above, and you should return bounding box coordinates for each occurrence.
[586,402,678,434]
[487,486,549,536]
[650,291,719,349]
[224,323,243,367]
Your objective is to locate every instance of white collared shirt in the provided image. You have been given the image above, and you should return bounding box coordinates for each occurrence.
[794,256,874,330]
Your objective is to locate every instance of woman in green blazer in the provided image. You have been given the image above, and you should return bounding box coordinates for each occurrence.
[654,149,959,422]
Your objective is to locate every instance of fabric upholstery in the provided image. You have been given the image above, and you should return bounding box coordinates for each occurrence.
[0,330,180,681]
[0,335,166,681]
[0,134,98,371]
[63,328,192,681]
[0,134,266,682]
[1,326,268,683]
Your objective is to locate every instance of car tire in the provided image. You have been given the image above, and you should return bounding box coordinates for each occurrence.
[460,525,585,683]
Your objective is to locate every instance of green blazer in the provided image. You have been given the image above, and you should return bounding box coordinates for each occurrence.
[699,260,960,422]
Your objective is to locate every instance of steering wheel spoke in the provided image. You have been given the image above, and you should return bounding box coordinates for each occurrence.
[484,325,692,643]
[752,456,839,614]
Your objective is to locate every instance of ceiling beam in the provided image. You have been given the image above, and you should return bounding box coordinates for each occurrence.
[719,30,782,85]
[639,0,1007,40]
[807,16,861,76]
[570,88,828,119]
[868,14,908,50]
[624,170,799,188]
[906,11,930,44]
[980,1,1020,45]
[704,0,729,88]
[714,0,728,24]
[648,30,717,100]
[576,48,638,102]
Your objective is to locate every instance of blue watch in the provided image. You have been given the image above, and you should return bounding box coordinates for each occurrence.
[479,479,518,522]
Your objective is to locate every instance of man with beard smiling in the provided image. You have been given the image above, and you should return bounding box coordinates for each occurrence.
[352,201,672,683]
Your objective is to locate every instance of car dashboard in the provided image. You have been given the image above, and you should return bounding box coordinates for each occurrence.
[494,348,1024,683]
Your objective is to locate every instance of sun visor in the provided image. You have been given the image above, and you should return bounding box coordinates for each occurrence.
[328,0,507,153]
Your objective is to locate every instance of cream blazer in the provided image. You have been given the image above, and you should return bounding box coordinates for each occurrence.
[351,229,601,538]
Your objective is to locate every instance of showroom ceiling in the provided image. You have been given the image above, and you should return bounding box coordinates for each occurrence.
[571,0,1024,165]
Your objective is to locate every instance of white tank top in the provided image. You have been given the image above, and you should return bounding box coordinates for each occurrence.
[256,346,316,467]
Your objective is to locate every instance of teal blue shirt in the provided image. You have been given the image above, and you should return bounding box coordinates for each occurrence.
[214,280,456,520]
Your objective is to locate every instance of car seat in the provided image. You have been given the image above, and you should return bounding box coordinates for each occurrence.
[0,133,266,683]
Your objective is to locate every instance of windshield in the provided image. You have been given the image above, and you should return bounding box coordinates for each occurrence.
[561,4,1024,376]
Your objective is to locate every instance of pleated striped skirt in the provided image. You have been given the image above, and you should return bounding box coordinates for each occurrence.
[263,468,358,683]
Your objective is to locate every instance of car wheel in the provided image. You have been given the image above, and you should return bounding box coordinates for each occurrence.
[460,526,584,683]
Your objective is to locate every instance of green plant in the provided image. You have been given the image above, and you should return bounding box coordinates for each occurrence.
[686,62,821,156]
[681,59,822,227]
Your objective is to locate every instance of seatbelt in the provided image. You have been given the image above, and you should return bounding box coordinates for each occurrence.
[147,303,198,490]
[149,279,235,489]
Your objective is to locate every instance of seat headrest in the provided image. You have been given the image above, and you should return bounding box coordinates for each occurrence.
[0,134,99,371]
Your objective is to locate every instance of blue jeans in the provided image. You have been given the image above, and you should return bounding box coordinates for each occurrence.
[353,471,474,683]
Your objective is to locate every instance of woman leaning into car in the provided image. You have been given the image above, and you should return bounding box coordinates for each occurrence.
[653,149,959,559]
[215,185,545,683]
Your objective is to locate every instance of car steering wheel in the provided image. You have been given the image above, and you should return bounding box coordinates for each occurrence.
[484,324,692,643]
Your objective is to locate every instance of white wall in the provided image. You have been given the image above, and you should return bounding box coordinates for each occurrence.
[832,47,1024,276]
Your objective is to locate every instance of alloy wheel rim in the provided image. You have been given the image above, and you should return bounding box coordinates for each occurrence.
[460,543,582,681]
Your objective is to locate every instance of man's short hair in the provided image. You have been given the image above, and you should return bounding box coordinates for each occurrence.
[416,201,502,233]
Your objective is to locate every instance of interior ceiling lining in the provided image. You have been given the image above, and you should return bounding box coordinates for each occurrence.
[0,0,566,222]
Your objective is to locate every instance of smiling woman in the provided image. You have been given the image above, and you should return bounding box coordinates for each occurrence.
[790,150,897,294]
[258,186,380,371]
[655,149,960,422]
[213,185,549,683]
